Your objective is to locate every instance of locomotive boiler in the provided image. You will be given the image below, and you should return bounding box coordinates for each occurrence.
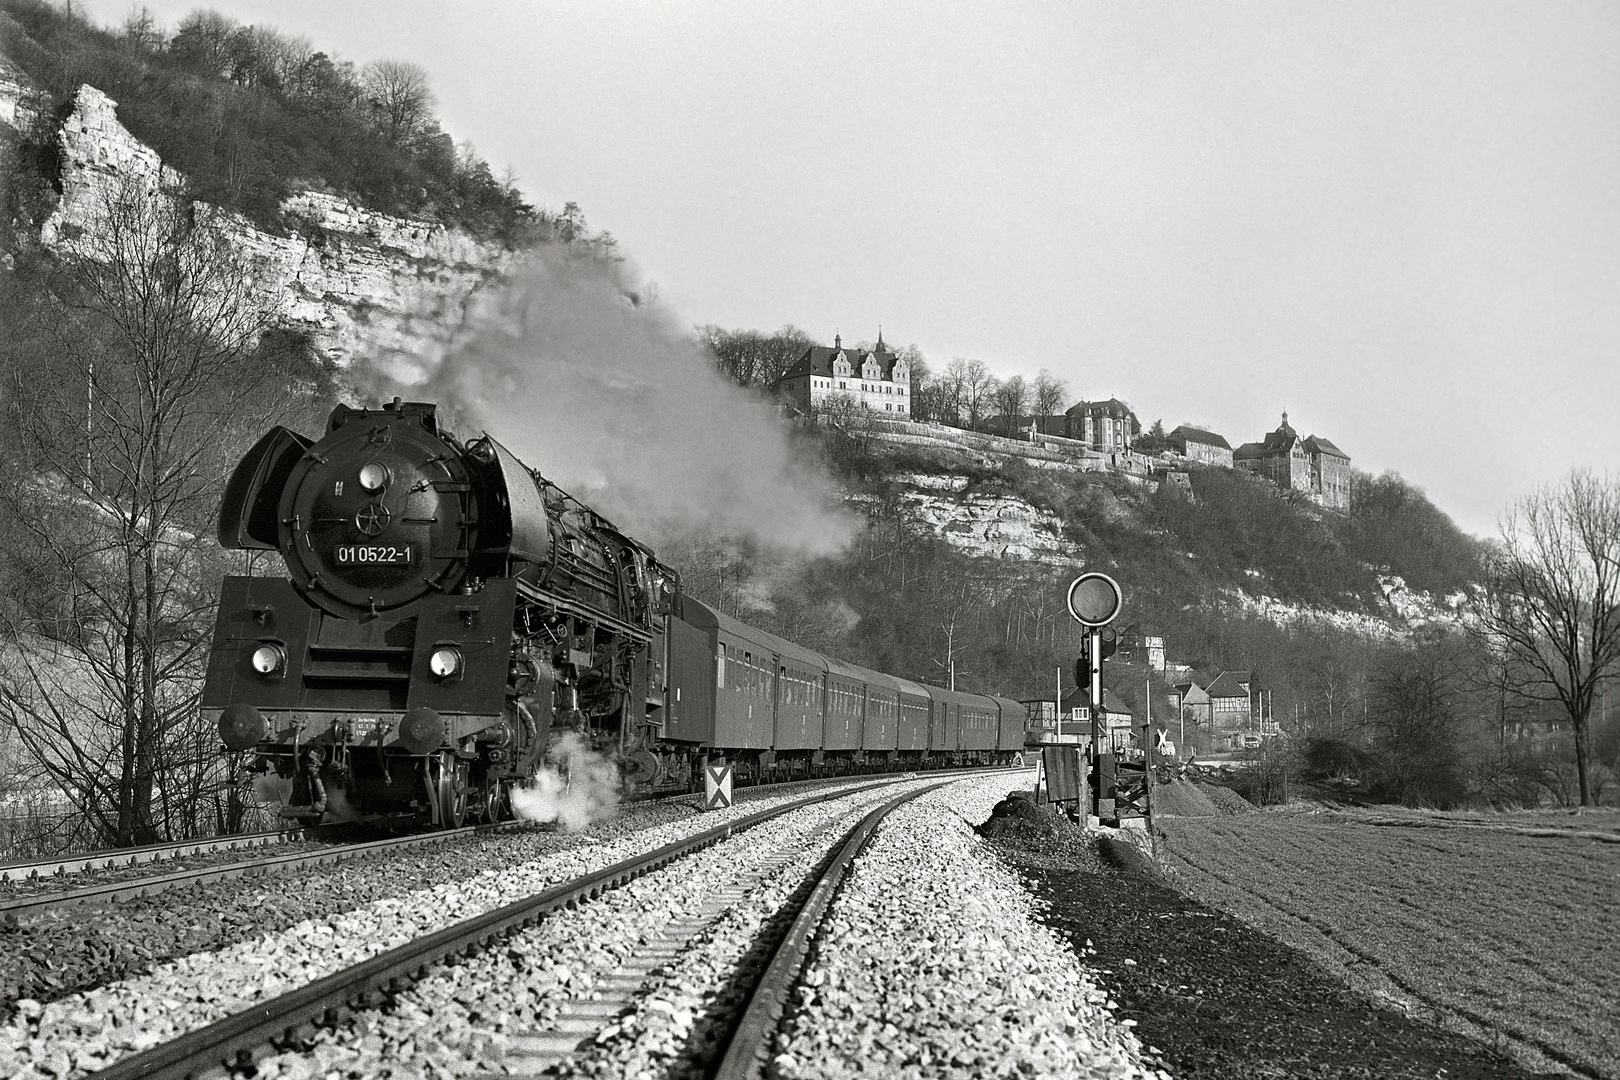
[205,399,677,827]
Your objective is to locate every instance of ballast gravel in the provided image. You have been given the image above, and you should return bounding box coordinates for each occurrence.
[247,785,903,1079]
[0,780,871,1017]
[0,779,910,1080]
[772,776,1170,1080]
[0,802,683,1016]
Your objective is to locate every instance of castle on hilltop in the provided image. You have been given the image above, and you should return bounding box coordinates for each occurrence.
[775,334,911,418]
[772,336,1353,509]
[1233,413,1351,509]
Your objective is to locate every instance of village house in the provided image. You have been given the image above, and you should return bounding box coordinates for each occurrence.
[774,333,911,418]
[1168,680,1214,754]
[1057,685,1136,750]
[1233,413,1351,508]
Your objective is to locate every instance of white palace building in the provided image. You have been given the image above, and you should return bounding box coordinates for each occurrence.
[775,333,911,418]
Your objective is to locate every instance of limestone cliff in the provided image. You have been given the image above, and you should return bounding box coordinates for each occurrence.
[854,474,1082,566]
[29,84,516,374]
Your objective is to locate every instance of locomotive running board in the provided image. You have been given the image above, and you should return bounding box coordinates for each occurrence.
[515,581,654,645]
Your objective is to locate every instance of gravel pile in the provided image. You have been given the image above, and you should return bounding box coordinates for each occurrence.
[1193,783,1255,814]
[772,776,1168,1080]
[237,781,931,1079]
[1150,780,1221,817]
[0,780,911,1080]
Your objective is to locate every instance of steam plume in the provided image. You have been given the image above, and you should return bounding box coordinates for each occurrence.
[510,731,620,832]
[361,247,857,555]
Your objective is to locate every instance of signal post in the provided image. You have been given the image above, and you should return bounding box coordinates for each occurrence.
[1064,572,1149,828]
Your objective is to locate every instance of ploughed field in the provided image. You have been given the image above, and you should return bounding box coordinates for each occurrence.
[1157,809,1619,1078]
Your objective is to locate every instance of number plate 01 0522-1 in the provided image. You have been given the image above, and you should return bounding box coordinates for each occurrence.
[334,544,415,566]
[345,717,387,742]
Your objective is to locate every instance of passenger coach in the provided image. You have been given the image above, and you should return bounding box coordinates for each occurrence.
[663,596,1027,782]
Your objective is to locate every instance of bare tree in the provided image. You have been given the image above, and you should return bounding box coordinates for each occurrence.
[948,358,994,430]
[363,59,435,140]
[696,325,814,389]
[896,345,935,421]
[122,6,164,51]
[169,9,239,77]
[935,359,966,427]
[1032,369,1067,430]
[0,180,313,847]
[992,374,1029,434]
[1475,470,1620,806]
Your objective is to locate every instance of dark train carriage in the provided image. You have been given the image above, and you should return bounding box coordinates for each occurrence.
[771,636,827,753]
[669,597,774,750]
[663,609,716,745]
[959,693,999,753]
[823,658,867,752]
[991,696,1029,756]
[926,685,964,755]
[860,669,901,753]
[893,675,932,754]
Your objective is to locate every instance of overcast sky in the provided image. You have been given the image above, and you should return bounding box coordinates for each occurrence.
[78,1,1620,537]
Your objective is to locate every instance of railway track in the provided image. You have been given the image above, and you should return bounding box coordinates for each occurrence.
[0,823,510,919]
[1,767,1003,919]
[0,829,301,884]
[714,783,934,1079]
[74,773,965,1080]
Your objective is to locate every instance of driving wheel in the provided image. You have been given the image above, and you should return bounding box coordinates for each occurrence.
[431,751,470,829]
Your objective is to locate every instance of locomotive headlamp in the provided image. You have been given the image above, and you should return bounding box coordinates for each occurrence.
[358,461,391,492]
[429,646,463,679]
[251,643,286,676]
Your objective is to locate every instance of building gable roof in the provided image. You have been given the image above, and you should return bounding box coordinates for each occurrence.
[1303,434,1348,459]
[1205,670,1254,699]
[1168,425,1232,451]
[779,340,901,382]
[1174,681,1211,705]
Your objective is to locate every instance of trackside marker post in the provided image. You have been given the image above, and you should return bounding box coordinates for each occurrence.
[703,762,734,810]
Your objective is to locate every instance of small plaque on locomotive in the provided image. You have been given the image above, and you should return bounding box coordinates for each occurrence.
[334,544,416,566]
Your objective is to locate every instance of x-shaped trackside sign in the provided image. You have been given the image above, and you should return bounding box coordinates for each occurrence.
[703,762,734,810]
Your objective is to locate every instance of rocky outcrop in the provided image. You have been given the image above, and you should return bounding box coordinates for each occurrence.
[0,55,43,132]
[853,473,1084,566]
[38,85,515,373]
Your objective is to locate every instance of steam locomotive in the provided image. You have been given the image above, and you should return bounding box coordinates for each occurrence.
[205,400,1026,828]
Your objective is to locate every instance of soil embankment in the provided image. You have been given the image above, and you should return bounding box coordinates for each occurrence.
[978,792,1560,1080]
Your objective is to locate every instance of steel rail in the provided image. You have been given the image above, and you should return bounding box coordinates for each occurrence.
[85,776,931,1080]
[3,766,1024,918]
[1,824,500,918]
[713,782,942,1080]
[0,829,302,883]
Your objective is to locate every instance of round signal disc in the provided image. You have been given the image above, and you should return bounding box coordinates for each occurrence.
[1066,572,1122,627]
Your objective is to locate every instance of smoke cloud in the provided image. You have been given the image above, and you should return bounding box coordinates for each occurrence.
[510,731,621,832]
[361,246,858,556]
